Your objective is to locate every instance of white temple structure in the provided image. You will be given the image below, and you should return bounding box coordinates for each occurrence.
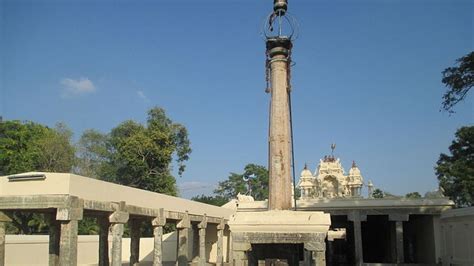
[298,155,365,199]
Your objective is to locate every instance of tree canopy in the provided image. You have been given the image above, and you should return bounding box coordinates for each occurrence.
[0,120,75,175]
[191,194,229,207]
[0,120,76,234]
[1,107,191,234]
[441,51,473,113]
[214,163,269,201]
[75,107,191,196]
[405,192,422,199]
[372,189,384,199]
[436,126,474,207]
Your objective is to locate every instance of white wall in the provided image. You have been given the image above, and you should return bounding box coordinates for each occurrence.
[5,228,230,266]
[440,207,474,266]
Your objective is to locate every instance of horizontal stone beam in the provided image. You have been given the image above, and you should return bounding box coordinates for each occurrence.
[0,196,228,225]
[388,213,409,221]
[0,195,71,210]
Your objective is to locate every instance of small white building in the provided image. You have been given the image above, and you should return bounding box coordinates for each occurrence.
[298,156,364,199]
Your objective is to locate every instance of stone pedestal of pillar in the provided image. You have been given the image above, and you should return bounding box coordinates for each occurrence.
[228,210,330,266]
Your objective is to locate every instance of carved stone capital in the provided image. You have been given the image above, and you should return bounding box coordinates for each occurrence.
[56,207,84,221]
[151,208,166,227]
[177,211,190,229]
[198,214,208,229]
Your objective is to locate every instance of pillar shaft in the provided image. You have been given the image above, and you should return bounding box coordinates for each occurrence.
[98,217,110,266]
[177,227,189,265]
[353,219,363,266]
[216,229,224,266]
[59,220,79,266]
[153,226,163,266]
[348,212,366,266]
[199,227,206,266]
[110,223,124,266]
[48,215,60,266]
[395,221,404,263]
[0,222,6,266]
[267,38,293,210]
[129,219,141,266]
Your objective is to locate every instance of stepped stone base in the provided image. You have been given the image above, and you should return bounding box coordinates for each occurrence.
[228,210,331,266]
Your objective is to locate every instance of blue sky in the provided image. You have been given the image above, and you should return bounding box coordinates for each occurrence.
[1,0,473,198]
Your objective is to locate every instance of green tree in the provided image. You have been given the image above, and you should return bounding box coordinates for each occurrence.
[76,107,191,196]
[405,192,422,199]
[372,188,384,199]
[441,51,473,113]
[36,123,75,172]
[75,129,109,179]
[214,164,269,201]
[436,126,474,207]
[0,120,75,234]
[191,194,229,206]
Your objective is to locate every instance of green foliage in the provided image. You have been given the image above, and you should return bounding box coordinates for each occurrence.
[214,163,269,201]
[78,217,100,235]
[191,194,228,206]
[75,107,191,196]
[372,188,384,198]
[436,126,474,207]
[405,192,422,199]
[441,51,473,113]
[0,120,75,234]
[0,120,75,175]
[36,122,75,172]
[75,129,109,179]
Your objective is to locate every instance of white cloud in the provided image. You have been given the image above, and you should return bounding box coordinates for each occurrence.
[137,90,149,102]
[60,77,96,98]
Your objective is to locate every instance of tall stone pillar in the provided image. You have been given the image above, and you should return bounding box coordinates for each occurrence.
[389,214,409,264]
[348,211,366,266]
[176,212,191,266]
[129,219,141,266]
[267,37,294,211]
[109,202,129,266]
[152,209,166,266]
[197,215,208,266]
[0,212,11,266]
[98,217,110,266]
[48,213,60,266]
[216,219,225,266]
[56,197,83,266]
